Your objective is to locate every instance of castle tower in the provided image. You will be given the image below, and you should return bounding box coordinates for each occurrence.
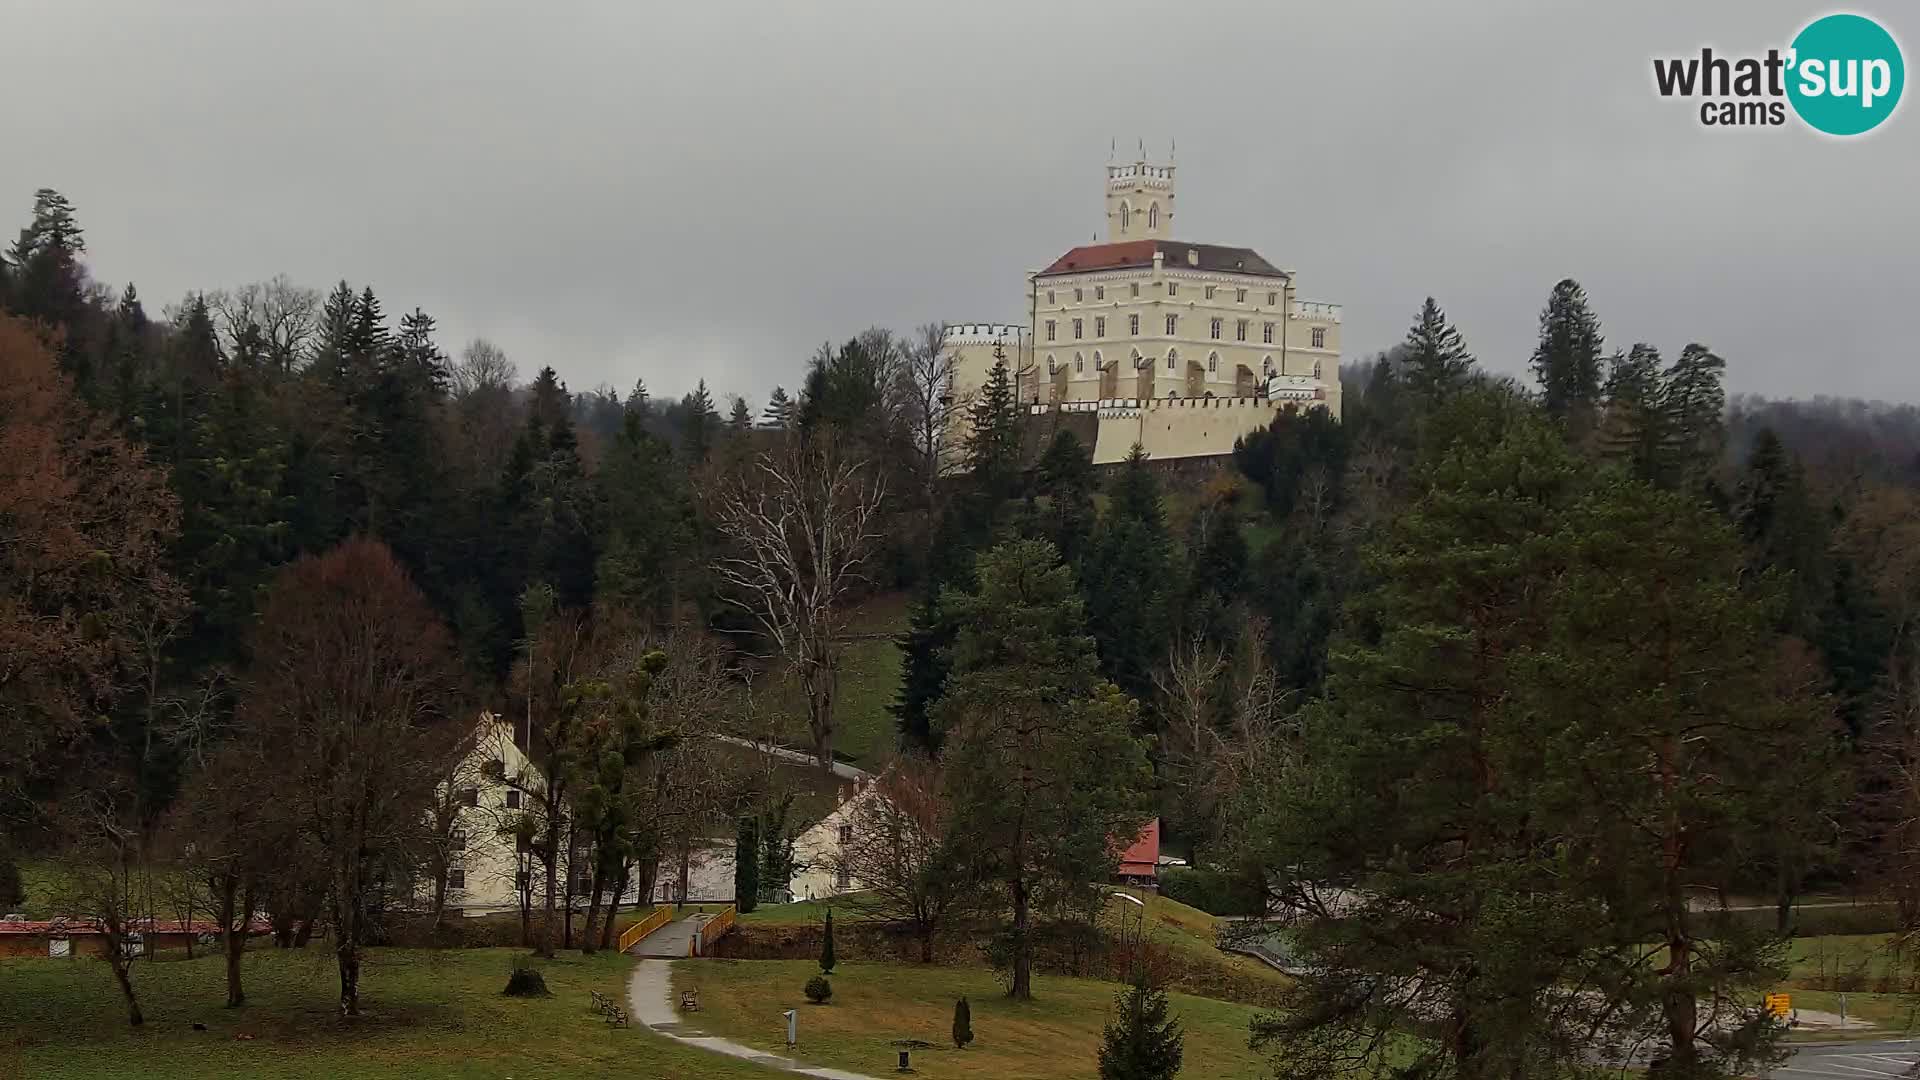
[1105,152,1175,241]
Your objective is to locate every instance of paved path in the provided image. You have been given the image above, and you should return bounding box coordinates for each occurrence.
[627,913,707,958]
[1770,1039,1920,1080]
[627,959,879,1079]
[709,734,872,782]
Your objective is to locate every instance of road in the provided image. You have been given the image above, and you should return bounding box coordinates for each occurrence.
[1773,1040,1920,1080]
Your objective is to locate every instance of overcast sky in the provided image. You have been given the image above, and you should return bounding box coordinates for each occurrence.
[3,1,1914,404]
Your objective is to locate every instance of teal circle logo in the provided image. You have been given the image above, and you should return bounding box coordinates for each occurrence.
[1787,13,1904,135]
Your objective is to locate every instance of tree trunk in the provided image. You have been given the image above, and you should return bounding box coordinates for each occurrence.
[563,821,577,950]
[805,657,839,771]
[219,874,246,1008]
[1009,871,1031,1000]
[271,909,294,949]
[337,942,360,1017]
[919,923,934,964]
[107,945,144,1026]
[540,831,558,959]
[1775,862,1796,935]
[581,861,605,956]
[293,917,314,949]
[599,863,628,951]
[677,840,691,906]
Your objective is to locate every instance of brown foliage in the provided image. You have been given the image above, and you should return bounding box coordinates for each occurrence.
[0,312,183,817]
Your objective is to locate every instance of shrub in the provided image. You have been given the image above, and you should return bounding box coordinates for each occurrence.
[820,908,836,974]
[952,996,974,1049]
[503,956,549,997]
[1157,866,1263,917]
[804,974,832,1004]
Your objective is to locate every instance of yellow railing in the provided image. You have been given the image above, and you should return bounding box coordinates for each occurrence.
[692,906,737,956]
[616,904,676,953]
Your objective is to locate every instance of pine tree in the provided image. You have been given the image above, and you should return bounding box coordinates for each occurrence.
[6,189,91,358]
[819,907,836,974]
[727,395,753,433]
[529,366,569,428]
[1596,344,1666,482]
[679,379,719,463]
[952,997,974,1050]
[1661,342,1727,488]
[892,580,952,752]
[1097,972,1185,1080]
[965,349,1023,504]
[596,412,695,621]
[762,385,795,429]
[1080,446,1171,701]
[624,377,650,419]
[1529,278,1605,437]
[1031,429,1097,566]
[734,816,760,913]
[1398,296,1475,402]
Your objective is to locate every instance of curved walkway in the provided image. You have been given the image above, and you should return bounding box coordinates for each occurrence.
[627,912,707,958]
[627,959,878,1079]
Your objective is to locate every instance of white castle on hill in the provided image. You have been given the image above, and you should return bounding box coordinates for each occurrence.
[943,152,1341,466]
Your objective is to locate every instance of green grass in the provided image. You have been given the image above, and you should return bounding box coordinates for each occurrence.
[739,897,862,926]
[673,958,1271,1080]
[0,946,781,1079]
[1785,933,1915,989]
[751,592,911,773]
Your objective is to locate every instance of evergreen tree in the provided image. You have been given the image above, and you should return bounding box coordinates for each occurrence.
[952,997,974,1050]
[937,539,1151,999]
[679,379,719,463]
[1097,972,1185,1080]
[1030,429,1097,567]
[5,189,91,367]
[624,377,651,419]
[596,411,695,622]
[819,907,836,974]
[1080,446,1172,702]
[173,293,223,386]
[312,280,357,381]
[734,816,760,913]
[529,365,570,428]
[1736,429,1829,636]
[1597,343,1666,482]
[1661,342,1728,488]
[965,349,1023,505]
[727,395,753,433]
[892,583,952,752]
[1529,278,1605,436]
[762,385,795,429]
[1398,296,1475,403]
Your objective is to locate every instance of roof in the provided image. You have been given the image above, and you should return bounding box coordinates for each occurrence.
[1037,240,1288,280]
[1116,818,1161,878]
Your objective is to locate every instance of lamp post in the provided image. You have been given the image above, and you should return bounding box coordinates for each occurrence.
[1110,891,1147,979]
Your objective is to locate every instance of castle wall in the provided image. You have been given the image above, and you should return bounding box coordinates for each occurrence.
[1042,396,1303,466]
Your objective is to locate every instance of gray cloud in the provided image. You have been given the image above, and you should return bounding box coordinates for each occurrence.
[4,0,1914,403]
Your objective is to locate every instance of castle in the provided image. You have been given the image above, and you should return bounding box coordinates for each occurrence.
[943,152,1342,466]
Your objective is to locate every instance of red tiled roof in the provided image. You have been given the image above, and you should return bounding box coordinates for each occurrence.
[1116,819,1161,878]
[1037,240,1289,279]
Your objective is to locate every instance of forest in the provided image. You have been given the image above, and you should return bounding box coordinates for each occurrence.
[6,186,1920,1078]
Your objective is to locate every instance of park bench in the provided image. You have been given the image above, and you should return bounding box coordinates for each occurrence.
[605,1005,628,1027]
[679,988,701,1012]
[590,990,608,1012]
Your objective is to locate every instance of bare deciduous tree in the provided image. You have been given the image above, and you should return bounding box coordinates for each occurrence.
[244,538,466,1016]
[450,338,518,399]
[54,789,152,1026]
[207,274,319,372]
[835,758,978,962]
[711,435,886,768]
[903,321,957,502]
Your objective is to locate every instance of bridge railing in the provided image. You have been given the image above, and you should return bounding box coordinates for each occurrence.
[691,906,738,956]
[616,904,676,953]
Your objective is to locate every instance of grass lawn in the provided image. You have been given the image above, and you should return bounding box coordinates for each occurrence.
[751,592,910,773]
[0,946,780,1079]
[1784,933,1913,988]
[673,958,1271,1080]
[739,897,865,926]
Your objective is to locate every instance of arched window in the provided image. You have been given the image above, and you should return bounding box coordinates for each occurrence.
[1166,348,1178,371]
[1208,352,1218,373]
[1074,351,1083,373]
[1313,360,1323,378]
[1168,391,1180,398]
[1091,351,1102,371]
[1119,201,1131,233]
[1262,355,1275,375]
[1148,203,1159,230]
[1046,353,1056,375]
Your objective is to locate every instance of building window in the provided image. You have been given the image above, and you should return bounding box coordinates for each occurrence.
[1148,203,1159,229]
[1263,322,1274,344]
[1047,290,1055,305]
[1129,314,1140,336]
[1045,320,1056,341]
[1313,360,1323,378]
[1312,327,1327,348]
[1237,288,1247,303]
[1047,354,1056,375]
[449,868,466,890]
[1095,285,1105,300]
[1165,314,1177,335]
[1267,291,1278,306]
[1208,353,1218,373]
[1120,203,1130,232]
[1166,352,1177,371]
[450,829,466,851]
[1236,319,1248,342]
[1209,318,1222,340]
[1204,285,1216,300]
[837,865,852,889]
[1074,287,1083,303]
[1073,318,1083,340]
[505,789,521,810]
[1095,316,1105,338]
[517,871,531,892]
[460,788,478,808]
[1130,283,1140,298]
[1168,282,1178,297]
[1075,353,1085,373]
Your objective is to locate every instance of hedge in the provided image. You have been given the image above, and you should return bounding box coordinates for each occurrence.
[1158,866,1265,917]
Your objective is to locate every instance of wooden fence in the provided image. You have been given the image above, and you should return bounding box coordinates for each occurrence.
[615,904,676,954]
[691,906,737,956]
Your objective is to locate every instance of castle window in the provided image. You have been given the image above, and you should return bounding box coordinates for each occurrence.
[1204,285,1216,300]
[1237,288,1247,303]
[1313,360,1323,378]
[1129,314,1140,336]
[1148,203,1159,229]
[1074,287,1083,303]
[1208,352,1218,373]
[1263,322,1274,344]
[1168,283,1178,297]
[1073,318,1083,340]
[1047,290,1055,305]
[1167,352,1176,371]
[1075,352,1084,373]
[1312,327,1327,348]
[1045,320,1056,342]
[1210,318,1222,340]
[1120,202,1130,232]
[1236,319,1248,342]
[1131,283,1140,298]
[1165,314,1177,335]
[506,789,521,809]
[1095,316,1105,338]
[1096,285,1105,300]
[1047,354,1056,375]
